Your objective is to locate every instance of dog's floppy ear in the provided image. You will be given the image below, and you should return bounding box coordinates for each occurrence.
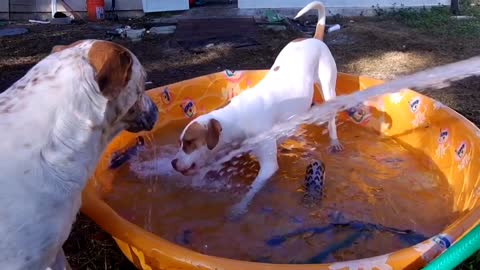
[88,41,133,99]
[206,118,222,150]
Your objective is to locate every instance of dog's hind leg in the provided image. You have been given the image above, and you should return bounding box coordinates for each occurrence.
[229,139,279,219]
[316,54,343,153]
[47,248,71,270]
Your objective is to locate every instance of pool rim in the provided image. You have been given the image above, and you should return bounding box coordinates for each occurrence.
[81,70,480,270]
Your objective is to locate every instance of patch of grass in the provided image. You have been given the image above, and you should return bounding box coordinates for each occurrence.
[462,0,480,16]
[373,4,480,36]
[456,250,480,269]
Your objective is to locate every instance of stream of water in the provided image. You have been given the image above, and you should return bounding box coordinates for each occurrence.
[195,56,480,178]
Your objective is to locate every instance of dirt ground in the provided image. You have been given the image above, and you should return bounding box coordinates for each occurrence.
[1,13,480,269]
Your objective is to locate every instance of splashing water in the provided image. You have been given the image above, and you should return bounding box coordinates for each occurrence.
[194,56,480,177]
[129,145,222,190]
[130,144,178,178]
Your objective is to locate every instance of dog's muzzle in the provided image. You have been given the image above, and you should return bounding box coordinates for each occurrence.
[127,98,158,133]
[171,158,197,175]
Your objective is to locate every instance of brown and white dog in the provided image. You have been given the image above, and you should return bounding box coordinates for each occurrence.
[0,40,158,270]
[171,1,341,217]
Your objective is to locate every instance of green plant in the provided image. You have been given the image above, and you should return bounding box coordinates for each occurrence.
[373,4,480,36]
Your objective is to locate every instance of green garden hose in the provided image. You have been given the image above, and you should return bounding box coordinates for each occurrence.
[423,224,480,270]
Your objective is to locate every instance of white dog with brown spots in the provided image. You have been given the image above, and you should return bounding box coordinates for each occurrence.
[0,40,158,270]
[171,1,341,217]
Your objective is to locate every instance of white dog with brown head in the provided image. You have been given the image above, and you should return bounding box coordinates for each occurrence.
[172,1,341,218]
[0,40,158,270]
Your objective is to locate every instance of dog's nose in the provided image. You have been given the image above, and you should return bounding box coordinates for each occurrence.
[171,159,178,171]
[126,98,159,133]
[142,101,158,131]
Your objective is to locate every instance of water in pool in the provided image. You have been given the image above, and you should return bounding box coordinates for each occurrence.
[105,121,456,264]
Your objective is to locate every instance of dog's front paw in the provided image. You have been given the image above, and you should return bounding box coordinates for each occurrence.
[328,139,344,153]
[227,203,248,221]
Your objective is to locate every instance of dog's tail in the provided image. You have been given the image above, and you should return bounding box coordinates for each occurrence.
[294,1,326,41]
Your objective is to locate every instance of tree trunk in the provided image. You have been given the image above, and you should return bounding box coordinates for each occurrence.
[451,0,460,15]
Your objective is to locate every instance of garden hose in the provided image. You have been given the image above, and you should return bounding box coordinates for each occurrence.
[423,223,480,270]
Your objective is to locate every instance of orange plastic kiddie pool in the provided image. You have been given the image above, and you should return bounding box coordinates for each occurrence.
[81,70,480,270]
